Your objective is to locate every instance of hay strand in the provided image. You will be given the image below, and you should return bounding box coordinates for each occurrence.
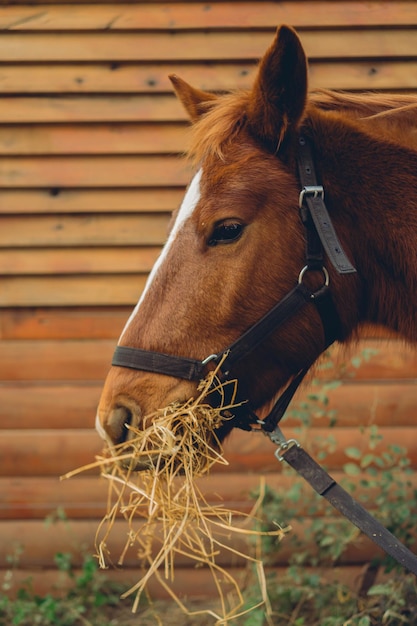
[62,364,286,623]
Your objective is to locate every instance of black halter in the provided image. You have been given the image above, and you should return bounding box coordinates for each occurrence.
[112,135,356,432]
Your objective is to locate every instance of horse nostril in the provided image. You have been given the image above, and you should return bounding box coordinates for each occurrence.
[106,405,134,445]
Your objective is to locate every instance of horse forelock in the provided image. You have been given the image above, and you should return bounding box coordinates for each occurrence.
[186,91,251,165]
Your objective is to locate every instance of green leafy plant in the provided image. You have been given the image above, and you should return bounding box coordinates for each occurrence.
[232,348,417,625]
[0,537,125,626]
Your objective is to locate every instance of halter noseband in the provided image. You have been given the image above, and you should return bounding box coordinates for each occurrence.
[112,135,356,432]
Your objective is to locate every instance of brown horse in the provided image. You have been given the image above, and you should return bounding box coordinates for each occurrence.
[96,25,417,451]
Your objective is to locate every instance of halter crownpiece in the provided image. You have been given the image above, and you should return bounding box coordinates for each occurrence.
[297,135,356,275]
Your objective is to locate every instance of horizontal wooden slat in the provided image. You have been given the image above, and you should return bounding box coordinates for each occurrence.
[0,276,146,306]
[2,566,377,604]
[0,339,113,379]
[0,567,233,607]
[0,155,191,187]
[1,30,417,63]
[1,477,108,519]
[0,337,415,380]
[0,307,130,340]
[308,60,417,91]
[3,61,417,94]
[0,188,184,214]
[2,3,416,31]
[0,430,103,477]
[0,474,291,520]
[2,470,416,520]
[0,124,187,156]
[0,96,185,123]
[0,379,416,430]
[0,474,323,520]
[0,247,161,275]
[0,517,388,568]
[0,215,169,247]
[1,425,417,477]
[0,383,102,429]
[0,62,258,94]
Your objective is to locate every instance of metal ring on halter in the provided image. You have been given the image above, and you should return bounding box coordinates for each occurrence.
[201,353,219,366]
[298,265,330,288]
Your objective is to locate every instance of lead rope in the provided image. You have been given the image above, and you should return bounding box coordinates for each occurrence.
[266,431,417,576]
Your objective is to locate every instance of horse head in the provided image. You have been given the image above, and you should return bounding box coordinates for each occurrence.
[96,26,357,450]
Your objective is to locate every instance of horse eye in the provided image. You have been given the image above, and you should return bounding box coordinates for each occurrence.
[208,221,244,246]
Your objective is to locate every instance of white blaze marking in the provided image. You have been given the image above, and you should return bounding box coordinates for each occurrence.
[118,169,202,342]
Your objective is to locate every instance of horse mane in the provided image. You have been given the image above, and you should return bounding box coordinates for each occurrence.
[311,89,417,120]
[186,88,417,165]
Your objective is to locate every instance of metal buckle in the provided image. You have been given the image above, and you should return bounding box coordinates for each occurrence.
[299,185,324,208]
[267,426,300,462]
[274,439,300,462]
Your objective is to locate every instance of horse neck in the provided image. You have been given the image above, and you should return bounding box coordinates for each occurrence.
[308,108,417,342]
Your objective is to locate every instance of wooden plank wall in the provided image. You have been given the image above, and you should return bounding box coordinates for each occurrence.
[1,0,417,600]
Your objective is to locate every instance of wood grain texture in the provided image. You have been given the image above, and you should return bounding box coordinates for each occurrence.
[2,31,417,62]
[0,377,416,430]
[0,517,387,568]
[2,471,416,519]
[2,3,416,30]
[0,247,162,275]
[0,214,170,246]
[0,188,184,214]
[1,565,378,601]
[0,155,191,186]
[0,123,188,155]
[2,424,417,478]
[2,61,417,94]
[0,276,146,306]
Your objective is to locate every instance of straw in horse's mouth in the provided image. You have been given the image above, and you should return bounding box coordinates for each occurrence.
[118,449,160,472]
[111,403,227,477]
[62,365,285,623]
[114,366,241,473]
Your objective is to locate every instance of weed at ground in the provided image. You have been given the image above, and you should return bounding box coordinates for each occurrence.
[0,550,124,626]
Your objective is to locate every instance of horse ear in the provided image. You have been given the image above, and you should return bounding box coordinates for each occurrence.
[169,74,218,122]
[247,25,307,153]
